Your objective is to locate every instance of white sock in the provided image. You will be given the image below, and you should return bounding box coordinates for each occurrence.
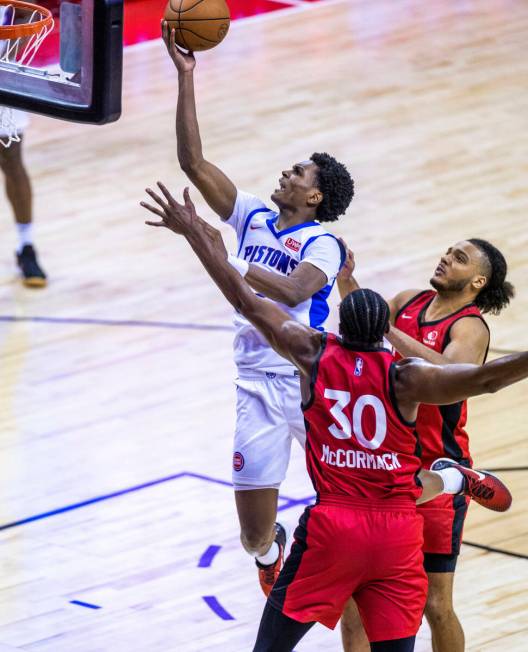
[256,541,279,566]
[16,222,33,253]
[432,468,464,494]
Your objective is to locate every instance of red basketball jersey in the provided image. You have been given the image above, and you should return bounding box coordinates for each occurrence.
[394,290,489,466]
[302,333,422,503]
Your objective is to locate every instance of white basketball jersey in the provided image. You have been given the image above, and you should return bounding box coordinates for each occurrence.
[226,191,344,374]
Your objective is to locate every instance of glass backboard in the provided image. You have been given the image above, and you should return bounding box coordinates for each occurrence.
[0,0,123,124]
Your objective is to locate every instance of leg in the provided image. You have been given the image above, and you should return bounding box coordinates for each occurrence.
[417,469,445,504]
[424,571,464,652]
[252,601,315,652]
[0,136,32,224]
[340,597,370,652]
[232,377,294,560]
[0,133,46,286]
[235,488,279,556]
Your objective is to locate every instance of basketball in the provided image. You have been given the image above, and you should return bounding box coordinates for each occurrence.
[163,0,231,52]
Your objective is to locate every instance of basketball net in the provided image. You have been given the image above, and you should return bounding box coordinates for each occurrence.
[0,1,54,147]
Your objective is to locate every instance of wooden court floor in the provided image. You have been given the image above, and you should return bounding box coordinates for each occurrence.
[0,0,527,649]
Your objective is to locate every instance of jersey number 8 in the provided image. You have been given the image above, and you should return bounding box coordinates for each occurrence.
[324,389,387,450]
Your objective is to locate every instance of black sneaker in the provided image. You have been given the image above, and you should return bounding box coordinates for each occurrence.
[16,244,47,288]
[256,522,287,597]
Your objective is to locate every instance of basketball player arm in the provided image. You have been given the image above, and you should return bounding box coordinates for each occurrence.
[244,262,328,307]
[189,235,322,374]
[394,353,528,406]
[142,183,322,371]
[387,317,489,366]
[169,28,237,220]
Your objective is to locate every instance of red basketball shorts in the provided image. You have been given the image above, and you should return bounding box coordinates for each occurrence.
[418,493,470,556]
[268,497,427,642]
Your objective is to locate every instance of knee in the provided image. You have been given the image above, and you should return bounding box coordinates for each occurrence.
[425,591,455,625]
[240,526,273,556]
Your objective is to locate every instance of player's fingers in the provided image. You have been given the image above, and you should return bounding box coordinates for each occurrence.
[183,186,193,206]
[157,181,178,206]
[145,220,167,228]
[145,187,168,209]
[140,201,166,218]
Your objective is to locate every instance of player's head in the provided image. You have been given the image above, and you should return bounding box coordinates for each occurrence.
[339,289,390,346]
[430,239,514,314]
[270,152,354,222]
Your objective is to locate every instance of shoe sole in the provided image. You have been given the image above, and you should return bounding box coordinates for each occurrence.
[22,277,47,288]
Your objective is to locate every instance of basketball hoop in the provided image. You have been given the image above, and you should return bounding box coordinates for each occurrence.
[0,0,54,146]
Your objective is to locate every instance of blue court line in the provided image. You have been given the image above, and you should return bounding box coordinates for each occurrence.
[202,596,235,620]
[0,315,234,333]
[70,600,101,610]
[0,471,315,532]
[198,545,222,568]
[277,496,315,512]
[0,472,187,531]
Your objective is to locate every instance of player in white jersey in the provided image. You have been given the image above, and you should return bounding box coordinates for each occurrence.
[163,26,354,595]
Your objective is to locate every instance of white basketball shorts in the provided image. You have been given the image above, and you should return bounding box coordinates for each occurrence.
[232,371,307,489]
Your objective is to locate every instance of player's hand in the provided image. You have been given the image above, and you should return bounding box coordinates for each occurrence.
[337,238,356,281]
[142,183,197,235]
[162,21,196,72]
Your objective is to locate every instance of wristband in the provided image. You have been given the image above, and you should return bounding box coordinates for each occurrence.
[227,254,249,278]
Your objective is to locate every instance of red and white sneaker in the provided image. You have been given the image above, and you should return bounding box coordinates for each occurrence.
[256,522,287,597]
[431,458,512,512]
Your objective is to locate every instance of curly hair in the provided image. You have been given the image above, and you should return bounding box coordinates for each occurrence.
[339,289,390,345]
[310,152,354,223]
[468,238,515,315]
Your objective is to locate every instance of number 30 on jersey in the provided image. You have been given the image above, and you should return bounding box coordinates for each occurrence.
[324,389,387,450]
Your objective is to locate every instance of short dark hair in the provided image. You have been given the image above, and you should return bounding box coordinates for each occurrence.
[339,289,390,345]
[310,152,354,223]
[468,238,515,315]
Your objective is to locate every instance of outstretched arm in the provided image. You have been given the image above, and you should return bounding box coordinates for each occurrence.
[244,262,328,308]
[387,316,489,366]
[141,183,322,374]
[394,353,528,406]
[163,24,237,220]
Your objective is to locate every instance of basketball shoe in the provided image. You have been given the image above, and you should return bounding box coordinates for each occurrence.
[17,244,47,288]
[256,522,287,597]
[431,458,512,512]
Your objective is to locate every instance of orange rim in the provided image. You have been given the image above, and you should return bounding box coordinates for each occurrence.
[0,1,53,39]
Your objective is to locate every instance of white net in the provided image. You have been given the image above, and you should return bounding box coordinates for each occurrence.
[0,105,21,147]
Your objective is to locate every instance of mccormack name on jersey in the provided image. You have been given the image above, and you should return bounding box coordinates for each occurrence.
[320,445,402,471]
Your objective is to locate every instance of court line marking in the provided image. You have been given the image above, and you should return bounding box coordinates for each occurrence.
[198,545,222,568]
[463,541,528,560]
[0,471,312,532]
[202,596,235,621]
[0,315,233,332]
[69,600,102,610]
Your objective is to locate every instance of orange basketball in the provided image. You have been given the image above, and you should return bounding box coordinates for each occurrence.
[164,0,231,52]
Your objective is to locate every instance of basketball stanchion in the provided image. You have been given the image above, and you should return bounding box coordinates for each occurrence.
[0,0,54,146]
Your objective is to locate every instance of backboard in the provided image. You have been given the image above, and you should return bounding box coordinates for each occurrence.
[0,0,123,125]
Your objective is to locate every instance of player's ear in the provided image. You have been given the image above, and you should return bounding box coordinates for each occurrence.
[307,189,323,207]
[472,274,487,291]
